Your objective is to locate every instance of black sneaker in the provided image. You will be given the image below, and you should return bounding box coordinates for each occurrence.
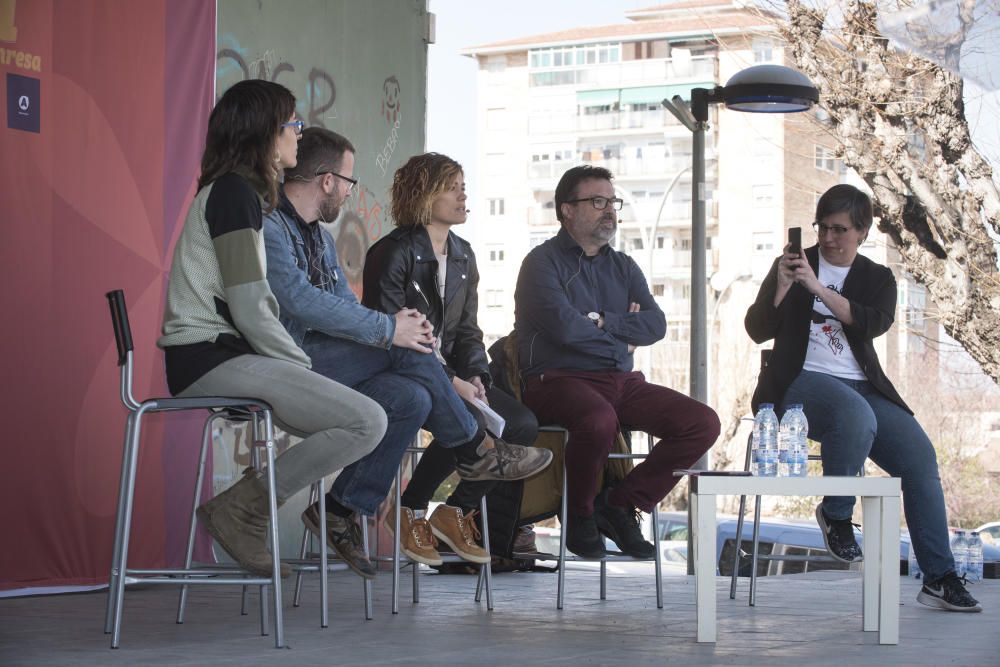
[301,503,376,580]
[815,503,863,563]
[593,489,656,559]
[565,514,607,559]
[917,571,982,612]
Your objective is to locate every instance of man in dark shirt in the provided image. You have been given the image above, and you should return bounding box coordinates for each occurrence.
[514,165,721,558]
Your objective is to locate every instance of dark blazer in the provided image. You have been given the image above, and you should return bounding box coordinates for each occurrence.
[744,244,910,414]
[363,225,490,385]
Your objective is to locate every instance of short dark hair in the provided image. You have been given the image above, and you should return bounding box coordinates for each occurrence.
[815,184,873,231]
[198,79,296,213]
[284,127,355,182]
[554,165,614,223]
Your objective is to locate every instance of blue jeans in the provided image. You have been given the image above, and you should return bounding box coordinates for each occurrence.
[783,370,955,580]
[304,333,479,515]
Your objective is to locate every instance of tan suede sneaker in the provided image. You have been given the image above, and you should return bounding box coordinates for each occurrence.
[429,505,491,564]
[386,503,443,566]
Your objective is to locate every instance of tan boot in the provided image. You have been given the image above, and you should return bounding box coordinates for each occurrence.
[386,502,442,566]
[196,468,290,578]
[429,505,491,564]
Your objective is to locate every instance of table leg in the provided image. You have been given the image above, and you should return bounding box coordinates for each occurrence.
[861,495,881,632]
[693,491,717,643]
[879,496,900,645]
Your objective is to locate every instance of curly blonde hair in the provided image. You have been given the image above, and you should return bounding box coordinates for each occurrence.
[390,152,463,228]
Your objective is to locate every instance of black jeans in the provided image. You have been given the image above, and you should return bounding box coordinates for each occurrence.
[400,386,539,511]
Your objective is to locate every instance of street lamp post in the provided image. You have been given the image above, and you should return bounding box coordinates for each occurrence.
[663,64,818,573]
[662,64,818,448]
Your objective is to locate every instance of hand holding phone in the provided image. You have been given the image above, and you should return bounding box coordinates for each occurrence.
[788,226,802,255]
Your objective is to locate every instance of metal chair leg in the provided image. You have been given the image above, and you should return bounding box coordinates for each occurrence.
[362,518,373,620]
[105,412,136,636]
[749,495,763,607]
[600,560,607,600]
[479,494,493,611]
[262,412,284,648]
[292,483,319,608]
[557,461,568,610]
[392,467,402,615]
[177,413,217,624]
[317,486,329,629]
[250,441,269,637]
[652,503,663,609]
[110,407,148,648]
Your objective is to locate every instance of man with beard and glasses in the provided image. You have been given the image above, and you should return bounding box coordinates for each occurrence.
[262,128,550,578]
[513,165,721,559]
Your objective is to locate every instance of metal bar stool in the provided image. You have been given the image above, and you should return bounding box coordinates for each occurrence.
[103,289,284,649]
[290,482,374,622]
[537,426,663,610]
[388,441,493,614]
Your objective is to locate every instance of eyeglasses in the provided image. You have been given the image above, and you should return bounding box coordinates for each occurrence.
[566,196,624,211]
[812,221,852,236]
[281,120,305,136]
[317,171,358,194]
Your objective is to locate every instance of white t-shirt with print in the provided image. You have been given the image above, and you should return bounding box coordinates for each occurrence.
[801,253,866,380]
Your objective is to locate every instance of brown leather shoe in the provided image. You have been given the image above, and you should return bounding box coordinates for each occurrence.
[386,502,442,566]
[196,468,290,578]
[429,505,491,564]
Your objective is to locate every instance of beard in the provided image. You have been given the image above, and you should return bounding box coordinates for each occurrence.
[318,196,343,223]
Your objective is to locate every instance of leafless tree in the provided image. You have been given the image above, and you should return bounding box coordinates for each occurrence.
[764,0,1000,384]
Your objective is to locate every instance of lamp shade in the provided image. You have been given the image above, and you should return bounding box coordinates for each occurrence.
[721,65,818,113]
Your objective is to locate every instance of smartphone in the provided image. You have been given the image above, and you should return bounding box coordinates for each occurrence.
[788,226,802,255]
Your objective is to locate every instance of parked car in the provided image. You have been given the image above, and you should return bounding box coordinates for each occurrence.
[974,521,1000,546]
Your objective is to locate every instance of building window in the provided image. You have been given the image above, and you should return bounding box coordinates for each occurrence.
[815,145,837,172]
[753,231,775,253]
[752,184,776,207]
[752,38,774,63]
[652,283,665,297]
[486,56,506,73]
[678,237,691,251]
[488,198,505,216]
[488,246,505,263]
[529,233,549,248]
[486,289,503,310]
[632,237,644,251]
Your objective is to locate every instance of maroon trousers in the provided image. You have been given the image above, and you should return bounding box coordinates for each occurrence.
[523,369,720,516]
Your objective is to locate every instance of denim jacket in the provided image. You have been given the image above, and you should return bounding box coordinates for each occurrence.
[262,195,394,349]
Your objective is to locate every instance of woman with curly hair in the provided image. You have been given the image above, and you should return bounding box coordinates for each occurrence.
[363,152,550,565]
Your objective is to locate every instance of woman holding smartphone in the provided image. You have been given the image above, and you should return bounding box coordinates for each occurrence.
[745,184,980,612]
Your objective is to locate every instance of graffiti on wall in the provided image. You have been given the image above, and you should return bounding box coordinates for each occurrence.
[216,41,337,128]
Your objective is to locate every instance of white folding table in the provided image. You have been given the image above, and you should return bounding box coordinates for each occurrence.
[689,474,901,644]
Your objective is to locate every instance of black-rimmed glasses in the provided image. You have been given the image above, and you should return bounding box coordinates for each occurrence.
[281,120,305,136]
[317,171,358,194]
[566,196,624,211]
[812,221,851,236]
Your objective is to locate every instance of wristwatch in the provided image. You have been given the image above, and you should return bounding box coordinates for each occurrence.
[587,311,601,325]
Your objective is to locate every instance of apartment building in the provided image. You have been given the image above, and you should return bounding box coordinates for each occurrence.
[463,0,844,400]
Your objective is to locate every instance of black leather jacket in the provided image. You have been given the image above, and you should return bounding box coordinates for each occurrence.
[363,225,491,385]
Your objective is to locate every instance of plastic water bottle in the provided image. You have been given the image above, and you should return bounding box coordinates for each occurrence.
[752,403,779,477]
[950,530,969,578]
[967,531,984,581]
[779,404,809,477]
